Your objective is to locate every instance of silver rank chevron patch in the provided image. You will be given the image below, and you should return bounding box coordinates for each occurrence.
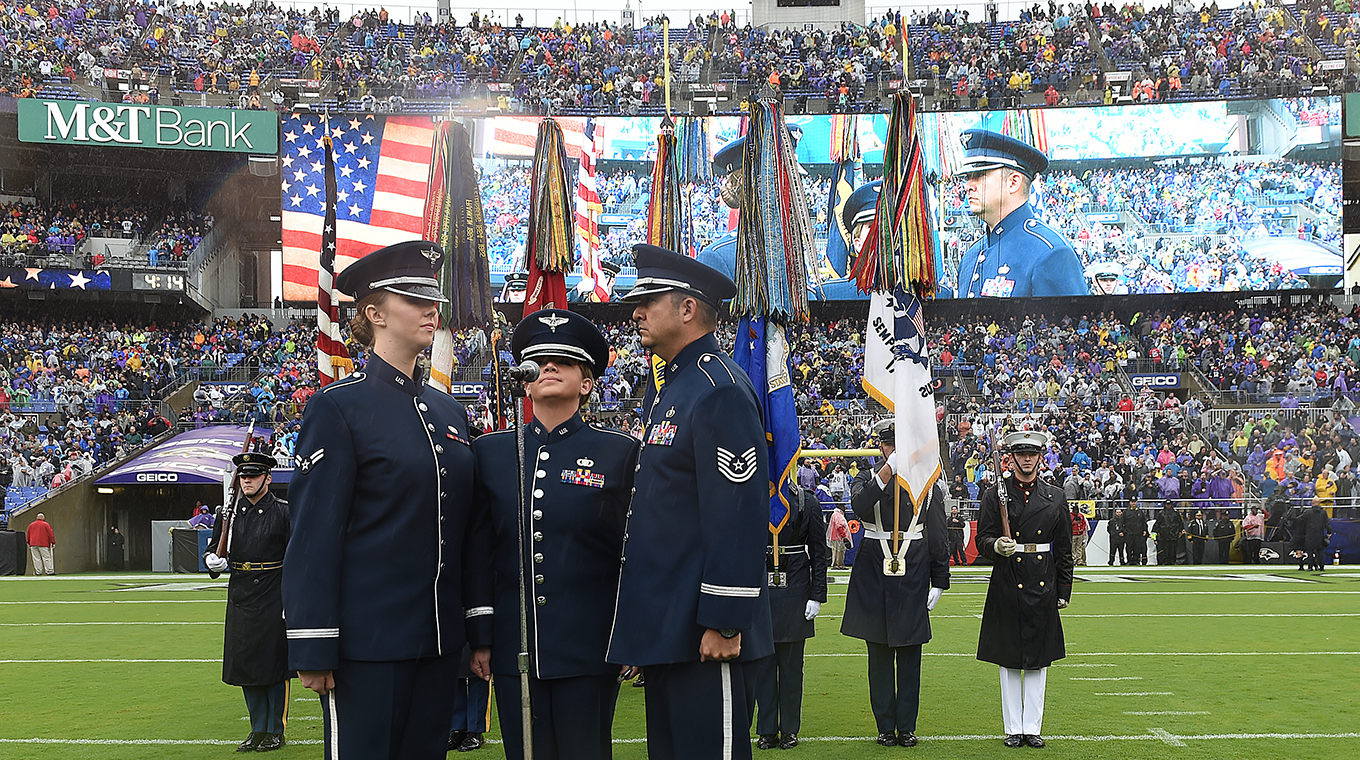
[297,448,325,474]
[716,446,758,484]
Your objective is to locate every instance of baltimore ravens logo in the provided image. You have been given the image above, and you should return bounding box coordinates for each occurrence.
[538,313,570,332]
[716,446,758,484]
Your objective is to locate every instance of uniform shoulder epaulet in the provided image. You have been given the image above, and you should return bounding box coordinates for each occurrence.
[320,372,366,394]
[696,353,737,387]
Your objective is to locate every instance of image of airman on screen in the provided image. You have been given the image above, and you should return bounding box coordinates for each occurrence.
[952,129,1087,298]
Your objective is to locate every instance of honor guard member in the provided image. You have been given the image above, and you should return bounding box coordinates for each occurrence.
[203,452,290,753]
[475,308,639,760]
[841,423,950,748]
[952,129,1086,299]
[609,244,774,760]
[975,430,1074,749]
[752,481,829,750]
[282,241,494,760]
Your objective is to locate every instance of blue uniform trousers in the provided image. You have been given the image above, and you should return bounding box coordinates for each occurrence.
[318,654,457,760]
[645,660,755,760]
[242,681,288,735]
[752,642,805,736]
[866,642,922,734]
[494,673,619,760]
[450,676,490,733]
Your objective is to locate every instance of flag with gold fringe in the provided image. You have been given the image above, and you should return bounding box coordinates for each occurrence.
[858,93,942,531]
[730,99,807,557]
[524,118,575,313]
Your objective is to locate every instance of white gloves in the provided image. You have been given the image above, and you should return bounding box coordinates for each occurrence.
[1057,598,1069,610]
[205,553,228,572]
[994,537,1018,557]
[885,451,898,474]
[804,600,821,620]
[926,587,943,611]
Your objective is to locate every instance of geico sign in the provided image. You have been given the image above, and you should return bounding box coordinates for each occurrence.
[136,472,180,482]
[449,383,486,396]
[1130,374,1180,388]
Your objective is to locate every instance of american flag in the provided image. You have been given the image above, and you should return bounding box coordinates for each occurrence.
[315,134,350,387]
[281,114,436,302]
[575,118,608,302]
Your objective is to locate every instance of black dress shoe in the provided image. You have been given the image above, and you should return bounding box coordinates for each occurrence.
[756,735,778,750]
[447,730,467,751]
[877,733,898,746]
[255,734,284,752]
[1024,735,1045,748]
[458,733,484,752]
[632,673,646,687]
[236,733,262,753]
[898,732,917,747]
[1003,734,1023,748]
[780,733,799,749]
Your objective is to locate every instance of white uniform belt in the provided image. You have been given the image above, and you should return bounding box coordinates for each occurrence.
[863,529,923,541]
[1014,542,1052,553]
[770,544,808,555]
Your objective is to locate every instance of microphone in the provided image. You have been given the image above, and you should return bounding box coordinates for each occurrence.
[507,360,540,382]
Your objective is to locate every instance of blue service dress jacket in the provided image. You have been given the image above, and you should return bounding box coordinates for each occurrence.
[473,414,638,679]
[608,333,775,666]
[954,204,1087,298]
[282,355,494,672]
[841,472,950,649]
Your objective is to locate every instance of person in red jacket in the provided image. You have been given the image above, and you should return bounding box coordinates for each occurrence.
[26,513,56,575]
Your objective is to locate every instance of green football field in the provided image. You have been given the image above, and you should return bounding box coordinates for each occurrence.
[1,566,1357,759]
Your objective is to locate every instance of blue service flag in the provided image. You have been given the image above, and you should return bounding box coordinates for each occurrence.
[733,315,803,533]
[824,161,858,277]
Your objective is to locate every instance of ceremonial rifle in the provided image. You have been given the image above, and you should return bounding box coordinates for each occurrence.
[991,424,1012,539]
[208,421,255,579]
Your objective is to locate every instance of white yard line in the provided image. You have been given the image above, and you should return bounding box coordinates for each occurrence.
[0,622,218,627]
[1150,727,1188,746]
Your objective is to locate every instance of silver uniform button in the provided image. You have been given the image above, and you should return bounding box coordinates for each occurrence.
[539,451,550,461]
[427,424,435,432]
[533,489,544,499]
[532,510,543,520]
[536,470,547,478]
[535,574,544,584]
[533,553,543,563]
[441,468,447,476]
[977,253,985,261]
[418,403,428,411]
[436,445,444,453]
[533,532,543,542]
[536,596,546,606]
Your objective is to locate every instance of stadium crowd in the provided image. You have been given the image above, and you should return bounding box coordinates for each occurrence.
[3,1,1354,110]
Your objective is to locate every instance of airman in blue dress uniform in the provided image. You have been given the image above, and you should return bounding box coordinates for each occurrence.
[474,308,639,760]
[282,241,494,760]
[952,129,1087,299]
[751,482,828,750]
[609,243,774,760]
[841,424,950,748]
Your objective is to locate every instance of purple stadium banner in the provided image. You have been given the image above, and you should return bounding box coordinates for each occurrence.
[96,425,258,485]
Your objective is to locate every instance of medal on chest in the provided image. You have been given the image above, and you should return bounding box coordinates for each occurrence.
[562,456,605,488]
[646,421,678,446]
[980,275,1016,298]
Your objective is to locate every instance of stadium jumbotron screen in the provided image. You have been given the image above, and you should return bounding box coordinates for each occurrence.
[279,97,1341,302]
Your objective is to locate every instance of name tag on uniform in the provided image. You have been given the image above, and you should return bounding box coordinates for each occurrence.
[646,422,677,446]
[562,468,605,488]
[980,276,1016,298]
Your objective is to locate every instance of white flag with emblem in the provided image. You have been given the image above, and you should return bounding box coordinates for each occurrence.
[862,287,942,508]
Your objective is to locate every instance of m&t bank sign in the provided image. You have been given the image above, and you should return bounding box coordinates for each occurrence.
[18,99,278,154]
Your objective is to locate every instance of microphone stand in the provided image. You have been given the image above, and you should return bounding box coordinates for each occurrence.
[511,378,534,760]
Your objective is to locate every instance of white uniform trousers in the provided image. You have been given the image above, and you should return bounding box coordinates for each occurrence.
[999,667,1046,735]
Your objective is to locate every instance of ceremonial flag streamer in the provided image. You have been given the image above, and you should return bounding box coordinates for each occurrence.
[281,115,436,302]
[576,117,608,301]
[733,101,813,321]
[523,119,575,313]
[316,132,352,387]
[646,122,684,253]
[850,94,935,295]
